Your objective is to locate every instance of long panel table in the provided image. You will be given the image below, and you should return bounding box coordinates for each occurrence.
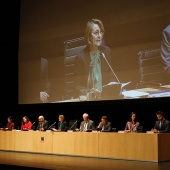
[0,131,170,162]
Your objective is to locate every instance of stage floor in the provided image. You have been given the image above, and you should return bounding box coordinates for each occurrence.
[0,151,170,170]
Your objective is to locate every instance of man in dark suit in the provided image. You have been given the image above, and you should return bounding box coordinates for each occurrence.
[161,24,170,84]
[151,111,170,133]
[79,113,95,132]
[37,115,49,131]
[97,116,112,132]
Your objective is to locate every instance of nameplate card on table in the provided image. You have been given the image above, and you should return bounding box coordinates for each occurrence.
[46,130,51,132]
[67,130,74,132]
[146,131,154,134]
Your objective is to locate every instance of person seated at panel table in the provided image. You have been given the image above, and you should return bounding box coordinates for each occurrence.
[97,116,112,132]
[151,111,170,133]
[6,116,15,130]
[76,113,95,132]
[21,116,32,131]
[36,115,49,131]
[55,115,68,132]
[124,112,140,133]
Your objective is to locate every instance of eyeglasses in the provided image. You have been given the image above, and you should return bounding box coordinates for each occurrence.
[92,31,104,37]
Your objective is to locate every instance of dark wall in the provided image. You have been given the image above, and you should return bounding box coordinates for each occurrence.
[1,97,170,133]
[1,1,20,123]
[1,0,170,132]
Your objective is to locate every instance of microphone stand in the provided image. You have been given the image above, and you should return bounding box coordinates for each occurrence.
[102,53,120,83]
[48,122,56,130]
[69,120,77,130]
[28,121,36,130]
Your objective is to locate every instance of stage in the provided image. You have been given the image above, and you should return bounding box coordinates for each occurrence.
[0,151,170,170]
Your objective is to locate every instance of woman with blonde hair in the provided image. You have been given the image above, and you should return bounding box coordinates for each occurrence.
[75,19,116,100]
[57,115,67,131]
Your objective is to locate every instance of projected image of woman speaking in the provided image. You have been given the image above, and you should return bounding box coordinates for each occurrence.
[75,19,118,100]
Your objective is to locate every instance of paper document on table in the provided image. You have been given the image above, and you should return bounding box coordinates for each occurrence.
[103,81,131,88]
[122,90,149,98]
[149,89,170,97]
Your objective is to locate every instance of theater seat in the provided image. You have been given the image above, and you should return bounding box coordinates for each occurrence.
[68,120,78,131]
[63,37,86,99]
[136,48,166,88]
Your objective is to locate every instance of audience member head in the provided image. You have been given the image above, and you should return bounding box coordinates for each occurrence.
[156,111,164,121]
[59,115,64,122]
[83,113,89,122]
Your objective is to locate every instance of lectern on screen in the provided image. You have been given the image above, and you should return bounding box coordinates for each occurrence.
[18,0,170,104]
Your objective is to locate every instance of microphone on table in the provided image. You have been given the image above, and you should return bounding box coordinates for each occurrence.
[102,53,120,83]
[69,120,77,130]
[29,121,36,130]
[24,121,36,131]
[48,122,56,130]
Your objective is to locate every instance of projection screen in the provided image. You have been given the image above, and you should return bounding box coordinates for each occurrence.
[18,0,170,104]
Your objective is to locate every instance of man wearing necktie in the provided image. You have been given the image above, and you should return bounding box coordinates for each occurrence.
[97,116,112,132]
[79,113,95,132]
[37,115,49,131]
[151,111,170,133]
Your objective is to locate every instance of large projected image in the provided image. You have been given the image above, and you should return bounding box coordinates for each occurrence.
[19,0,170,104]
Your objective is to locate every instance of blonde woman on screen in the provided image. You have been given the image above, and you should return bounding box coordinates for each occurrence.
[75,19,117,100]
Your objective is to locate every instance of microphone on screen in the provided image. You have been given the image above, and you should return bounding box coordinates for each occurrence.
[101,52,120,83]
